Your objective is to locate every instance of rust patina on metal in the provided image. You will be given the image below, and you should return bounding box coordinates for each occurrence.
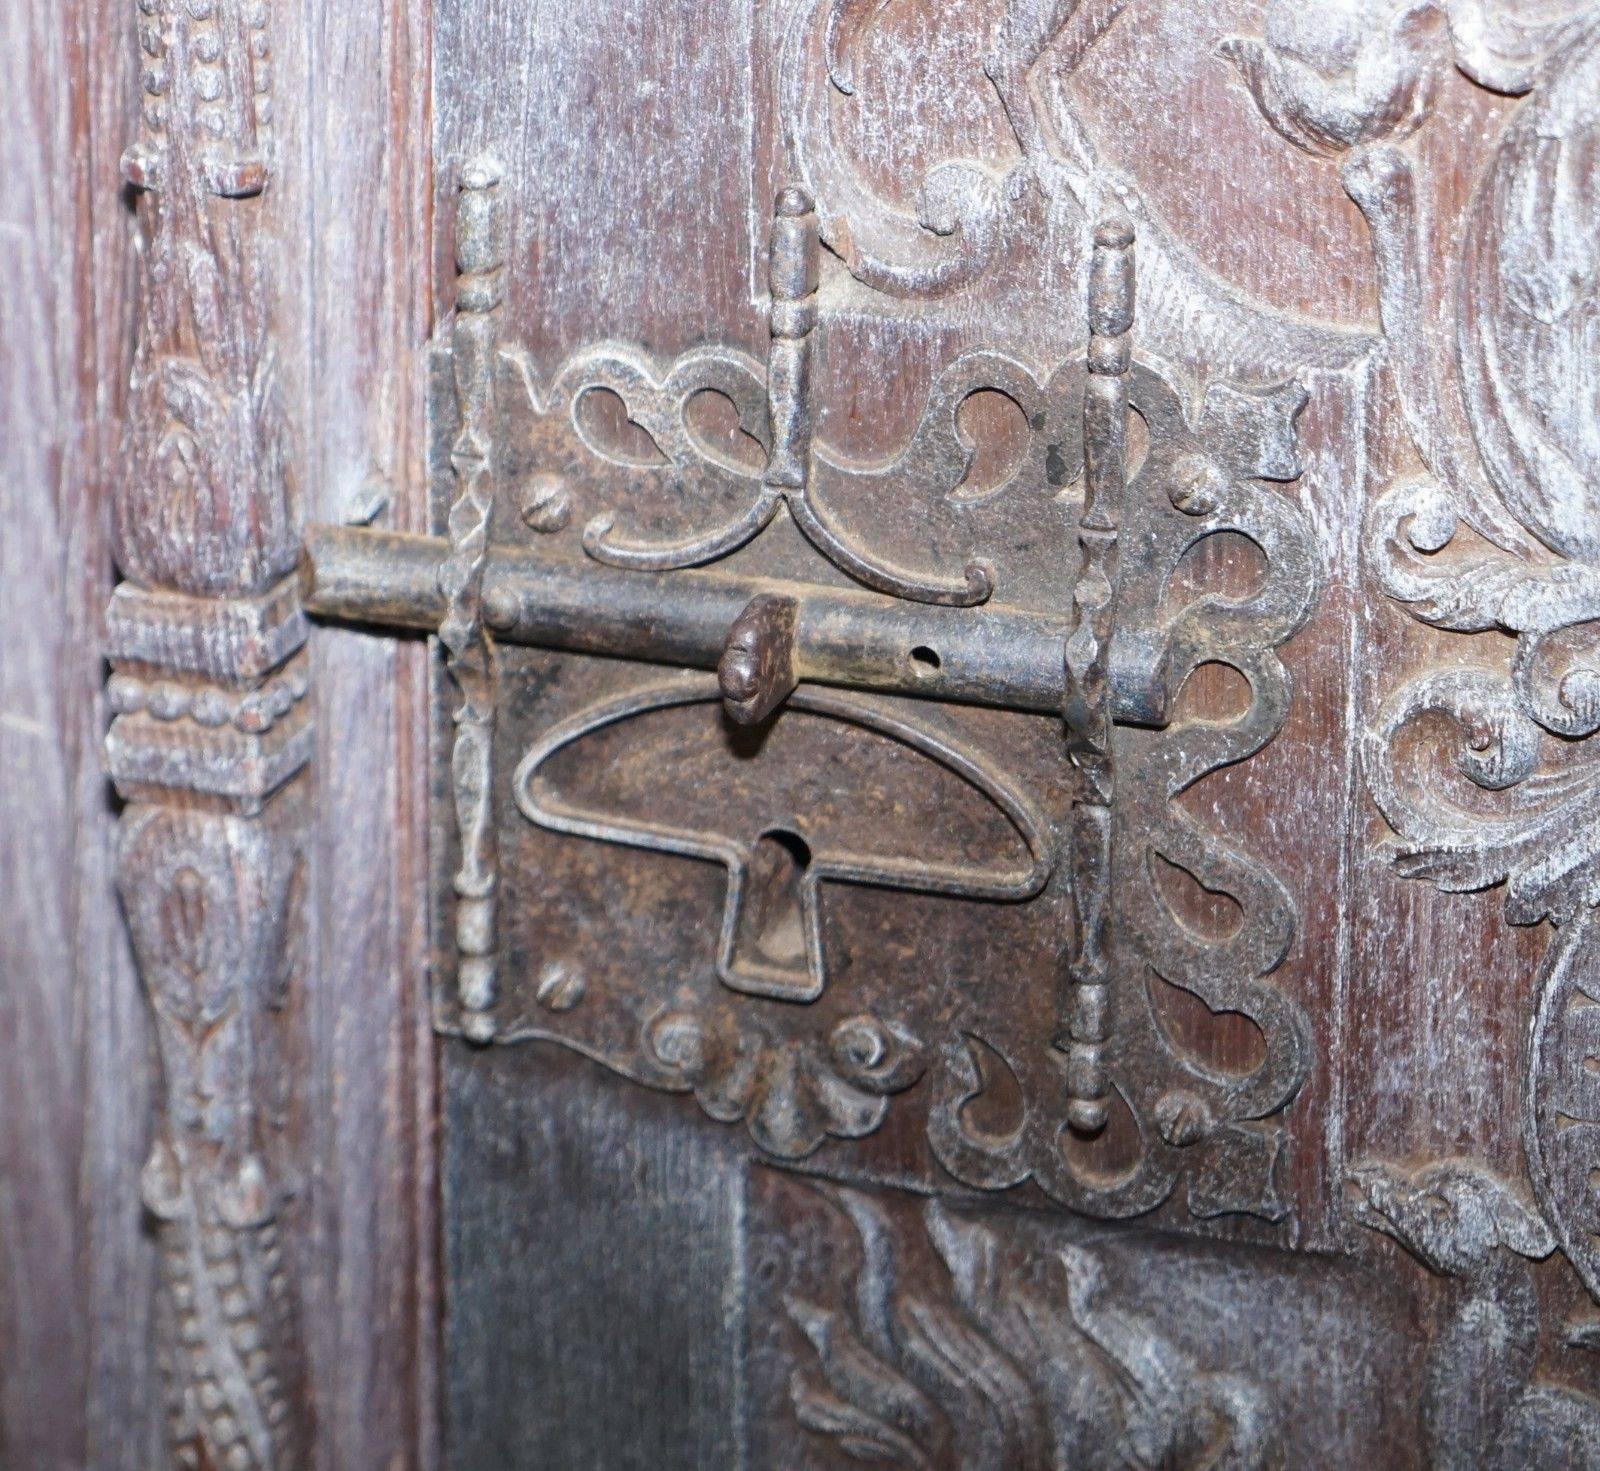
[292,154,1325,1227]
[303,524,1070,716]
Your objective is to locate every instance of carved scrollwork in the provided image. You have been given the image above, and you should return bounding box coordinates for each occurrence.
[1226,1,1600,560]
[1230,0,1600,1318]
[744,1173,1457,1469]
[1365,664,1600,920]
[779,0,1039,300]
[780,0,1375,383]
[783,1182,1279,1470]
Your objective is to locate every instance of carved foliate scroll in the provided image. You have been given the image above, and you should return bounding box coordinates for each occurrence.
[780,0,1373,374]
[1229,0,1600,1301]
[1346,1158,1600,1468]
[1223,0,1600,1446]
[110,0,306,1464]
[749,1162,1600,1470]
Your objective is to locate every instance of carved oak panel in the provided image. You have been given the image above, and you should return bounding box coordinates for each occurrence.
[403,7,1600,1463]
[111,0,1598,1464]
[744,1168,1421,1468]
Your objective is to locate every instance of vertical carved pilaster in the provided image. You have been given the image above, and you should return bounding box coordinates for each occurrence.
[1061,215,1135,1135]
[440,156,505,1043]
[111,0,306,1465]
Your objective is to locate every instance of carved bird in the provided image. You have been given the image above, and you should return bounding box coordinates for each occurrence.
[790,0,1375,375]
[1348,1160,1600,1471]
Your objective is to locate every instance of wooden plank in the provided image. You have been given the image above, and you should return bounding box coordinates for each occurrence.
[78,0,165,1461]
[0,0,161,1463]
[444,1045,744,1471]
[276,0,441,1465]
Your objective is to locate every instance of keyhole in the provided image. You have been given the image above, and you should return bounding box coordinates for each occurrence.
[742,828,811,968]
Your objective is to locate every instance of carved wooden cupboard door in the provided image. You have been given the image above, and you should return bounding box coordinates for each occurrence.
[77,0,1600,1466]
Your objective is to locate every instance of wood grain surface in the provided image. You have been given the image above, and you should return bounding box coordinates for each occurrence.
[5,0,1598,1465]
[0,0,159,1464]
[2,0,440,1465]
[277,0,440,1464]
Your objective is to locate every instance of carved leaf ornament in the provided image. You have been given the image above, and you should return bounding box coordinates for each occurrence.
[1228,0,1600,1312]
[110,0,308,1463]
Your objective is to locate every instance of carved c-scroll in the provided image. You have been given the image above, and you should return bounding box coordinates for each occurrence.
[779,0,1374,383]
[1228,0,1600,1360]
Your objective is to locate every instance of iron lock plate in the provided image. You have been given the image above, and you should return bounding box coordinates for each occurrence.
[303,159,1323,1225]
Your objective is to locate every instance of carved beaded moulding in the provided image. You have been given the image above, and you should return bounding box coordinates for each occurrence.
[108,0,306,1465]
